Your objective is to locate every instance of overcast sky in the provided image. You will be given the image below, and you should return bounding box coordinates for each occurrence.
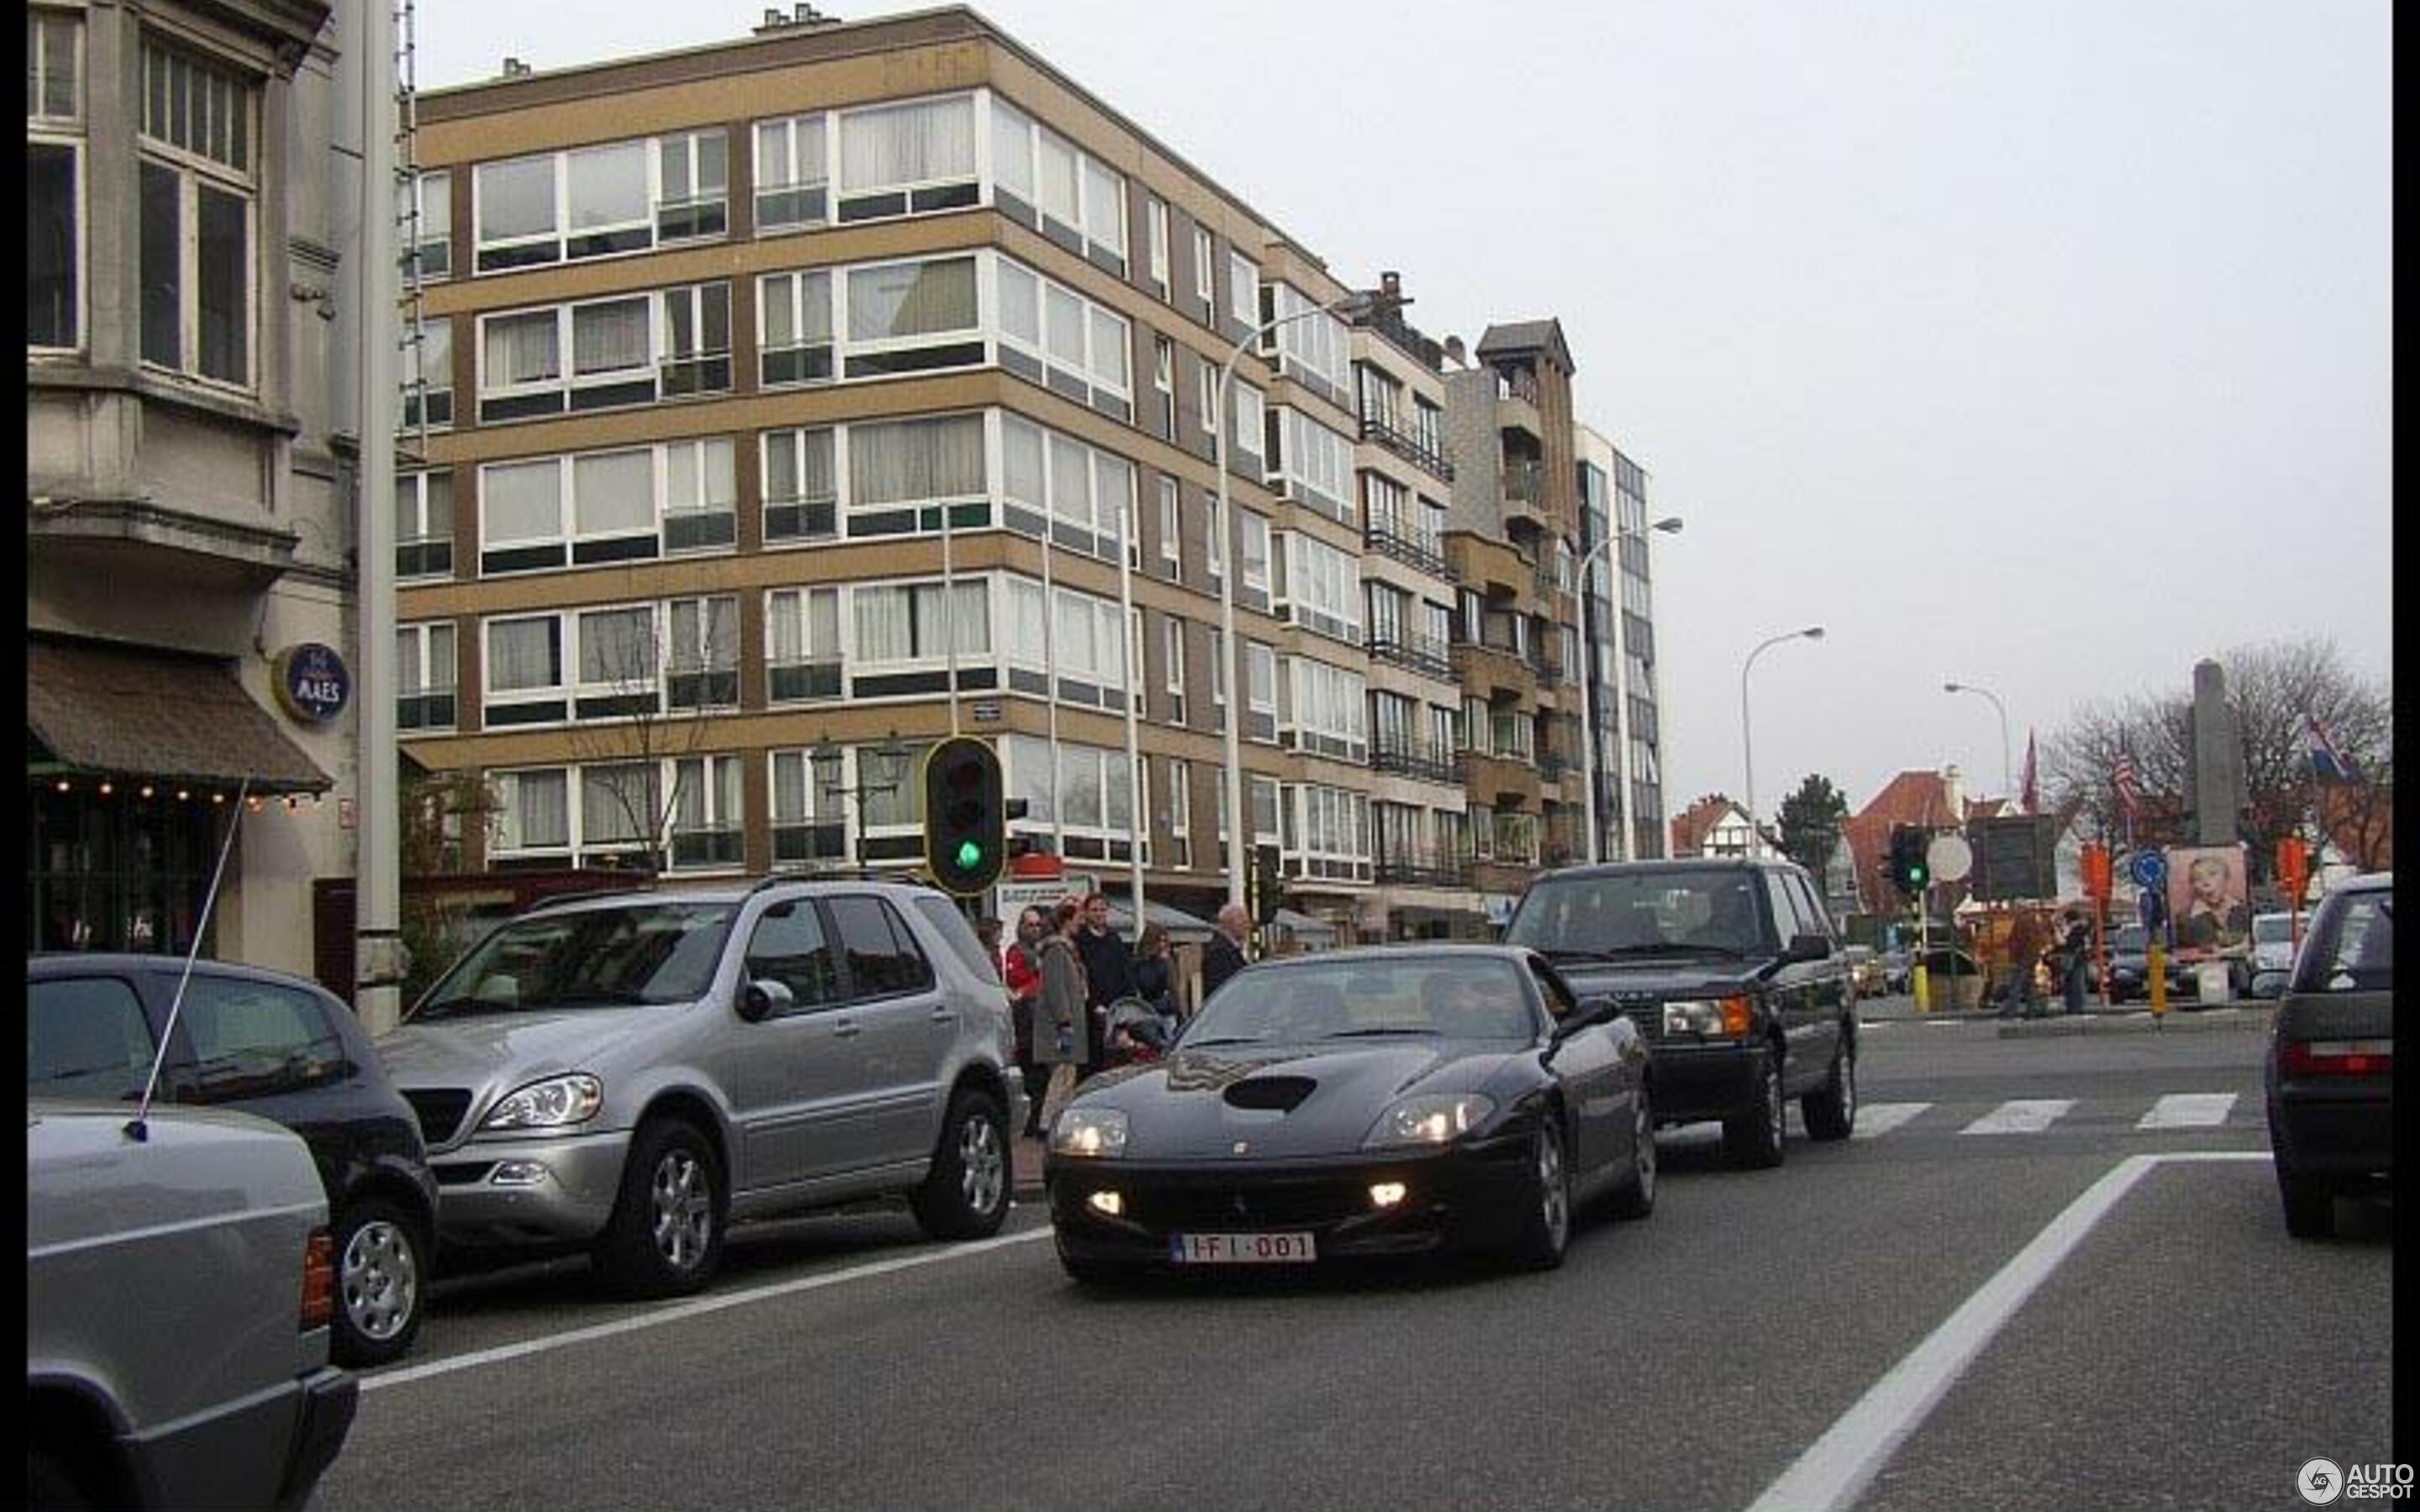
[414,0,2392,826]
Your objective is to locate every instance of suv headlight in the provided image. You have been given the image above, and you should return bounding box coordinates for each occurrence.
[1364,1093,1496,1148]
[481,1074,604,1131]
[1051,1108,1129,1158]
[1664,996,1754,1037]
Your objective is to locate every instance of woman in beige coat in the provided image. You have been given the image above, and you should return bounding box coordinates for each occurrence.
[1034,897,1090,1135]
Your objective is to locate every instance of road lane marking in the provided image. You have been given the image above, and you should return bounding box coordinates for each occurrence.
[1850,1103,1931,1139]
[2135,1092,2238,1129]
[1959,1100,2075,1136]
[1742,1150,2269,1512]
[360,1227,1054,1394]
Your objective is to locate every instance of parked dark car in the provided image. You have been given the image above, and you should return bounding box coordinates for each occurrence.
[1045,947,1653,1282]
[2106,923,2192,1004]
[1502,858,1856,1168]
[28,955,439,1366]
[2265,873,2391,1238]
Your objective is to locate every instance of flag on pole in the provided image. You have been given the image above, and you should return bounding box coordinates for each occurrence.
[2112,747,2141,820]
[2305,714,2363,782]
[2020,732,2039,816]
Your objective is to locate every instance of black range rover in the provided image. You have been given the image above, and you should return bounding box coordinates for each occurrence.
[1502,858,1857,1167]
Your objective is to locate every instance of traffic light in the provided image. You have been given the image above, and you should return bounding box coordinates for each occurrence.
[1887,826,1931,898]
[1249,843,1284,927]
[922,737,1005,896]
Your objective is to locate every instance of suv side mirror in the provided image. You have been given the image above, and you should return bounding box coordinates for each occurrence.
[1785,932,1833,964]
[738,979,795,1023]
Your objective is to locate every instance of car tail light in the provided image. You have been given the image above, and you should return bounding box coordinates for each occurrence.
[2281,1038,2393,1078]
[300,1226,336,1331]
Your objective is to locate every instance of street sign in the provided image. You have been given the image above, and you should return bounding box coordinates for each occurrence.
[2081,842,2112,900]
[2129,850,2168,891]
[1927,832,1974,884]
[1969,816,2055,900]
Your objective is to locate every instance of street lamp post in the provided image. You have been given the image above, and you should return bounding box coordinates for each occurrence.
[812,733,912,869]
[1739,626,1824,859]
[1218,280,1397,907]
[1943,680,2013,802]
[1577,516,1682,863]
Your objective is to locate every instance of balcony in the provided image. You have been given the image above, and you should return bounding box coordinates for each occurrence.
[1358,412,1456,486]
[1366,630,1455,682]
[1364,516,1453,580]
[1504,459,1552,533]
[1495,369,1545,443]
[1446,533,1530,598]
[1369,738,1462,786]
[1373,845,1472,889]
[1452,638,1535,700]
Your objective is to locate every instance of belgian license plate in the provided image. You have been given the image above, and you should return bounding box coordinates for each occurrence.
[1168,1231,1317,1264]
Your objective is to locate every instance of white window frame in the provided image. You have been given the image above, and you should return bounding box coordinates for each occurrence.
[475,439,734,576]
[396,620,458,733]
[757,269,834,388]
[666,753,746,873]
[1192,225,1214,307]
[1227,247,1258,331]
[843,253,984,377]
[1166,757,1192,867]
[760,424,839,544]
[1270,407,1354,521]
[765,585,845,704]
[663,594,740,711]
[992,252,1131,417]
[753,111,830,233]
[29,12,86,356]
[1157,476,1181,576]
[136,38,256,391]
[476,286,724,422]
[397,470,454,580]
[1162,614,1186,724]
[836,92,978,220]
[1276,530,1363,644]
[1145,194,1170,294]
[1238,509,1271,595]
[471,130,729,275]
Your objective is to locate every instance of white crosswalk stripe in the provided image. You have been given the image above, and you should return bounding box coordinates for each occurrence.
[2134,1092,2238,1129]
[1960,1100,2076,1136]
[1852,1102,1933,1139]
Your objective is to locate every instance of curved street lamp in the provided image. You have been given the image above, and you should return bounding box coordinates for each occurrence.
[1740,626,1824,858]
[1577,516,1683,862]
[1943,680,2013,801]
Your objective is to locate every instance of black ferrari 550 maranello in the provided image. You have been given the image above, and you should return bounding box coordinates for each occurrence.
[1044,945,1655,1283]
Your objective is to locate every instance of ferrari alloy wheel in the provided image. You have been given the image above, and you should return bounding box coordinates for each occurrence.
[1509,1118,1571,1271]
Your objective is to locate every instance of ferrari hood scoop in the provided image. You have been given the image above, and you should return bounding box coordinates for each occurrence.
[1223,1075,1318,1112]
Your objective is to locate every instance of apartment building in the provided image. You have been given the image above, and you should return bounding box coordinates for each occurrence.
[1439,322,1591,927]
[27,0,365,973]
[1577,423,1670,862]
[390,5,1500,941]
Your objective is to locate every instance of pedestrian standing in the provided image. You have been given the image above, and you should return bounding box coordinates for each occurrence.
[1034,899,1091,1135]
[1003,908,1047,1137]
[1074,893,1133,1067]
[2059,909,2092,1015]
[1131,923,1176,1021]
[975,916,1004,979]
[1998,911,2047,1018]
[1202,902,1251,1004]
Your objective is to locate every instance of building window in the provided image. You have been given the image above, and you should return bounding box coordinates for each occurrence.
[987,97,1123,272]
[852,580,989,676]
[995,255,1131,419]
[1162,614,1186,725]
[402,168,450,281]
[1237,509,1271,597]
[1165,757,1192,868]
[28,9,83,353]
[769,748,849,864]
[1228,379,1265,470]
[472,130,729,273]
[838,94,977,222]
[397,471,454,580]
[138,39,255,387]
[1280,656,1367,763]
[397,622,457,732]
[1226,248,1257,334]
[663,438,738,553]
[1151,334,1176,438]
[476,438,736,575]
[1265,283,1350,407]
[765,586,844,702]
[754,112,829,231]
[667,756,744,870]
[1275,531,1361,645]
[477,284,731,423]
[664,596,739,711]
[656,129,729,243]
[1245,641,1277,742]
[1192,226,1214,307]
[1268,408,1354,522]
[1157,477,1181,578]
[845,413,986,537]
[658,281,733,397]
[997,412,1134,564]
[401,314,453,430]
[758,270,834,387]
[1145,195,1169,295]
[844,255,982,377]
[762,426,837,543]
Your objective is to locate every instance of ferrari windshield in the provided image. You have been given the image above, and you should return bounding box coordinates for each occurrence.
[1180,955,1537,1047]
[411,901,737,1018]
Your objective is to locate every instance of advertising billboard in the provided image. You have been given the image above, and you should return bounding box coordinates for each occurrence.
[2166,844,2249,959]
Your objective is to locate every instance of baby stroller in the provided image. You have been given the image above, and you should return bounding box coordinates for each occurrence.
[1100,995,1178,1069]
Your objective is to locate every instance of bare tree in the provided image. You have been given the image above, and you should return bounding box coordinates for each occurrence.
[561,594,737,874]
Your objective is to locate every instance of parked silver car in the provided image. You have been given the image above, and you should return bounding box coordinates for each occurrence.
[28,1100,358,1511]
[376,878,1021,1296]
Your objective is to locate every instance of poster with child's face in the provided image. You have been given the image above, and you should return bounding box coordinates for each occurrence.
[2166,845,2249,956]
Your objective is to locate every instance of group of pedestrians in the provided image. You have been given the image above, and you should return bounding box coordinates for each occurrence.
[972,896,1263,1141]
[1994,907,2094,1018]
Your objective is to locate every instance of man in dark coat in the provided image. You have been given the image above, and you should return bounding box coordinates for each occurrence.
[1201,902,1251,1005]
[1074,893,1133,1068]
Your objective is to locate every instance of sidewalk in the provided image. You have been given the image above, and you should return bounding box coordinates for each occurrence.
[1012,1131,1046,1200]
[1859,993,2273,1036]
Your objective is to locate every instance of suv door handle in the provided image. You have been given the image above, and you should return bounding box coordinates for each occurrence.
[929,1006,955,1023]
[831,1018,862,1038]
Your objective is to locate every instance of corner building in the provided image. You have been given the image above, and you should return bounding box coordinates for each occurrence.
[394,6,1486,938]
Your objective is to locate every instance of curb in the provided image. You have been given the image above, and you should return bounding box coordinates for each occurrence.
[1995,1005,2272,1038]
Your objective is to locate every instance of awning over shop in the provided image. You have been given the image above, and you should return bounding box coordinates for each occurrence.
[29,638,332,794]
[1100,899,1218,943]
[1269,907,1339,943]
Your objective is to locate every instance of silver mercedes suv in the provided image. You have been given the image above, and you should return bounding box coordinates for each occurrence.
[376,877,1019,1296]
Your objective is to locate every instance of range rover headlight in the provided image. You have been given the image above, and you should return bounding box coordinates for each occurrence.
[1663,996,1754,1038]
[481,1074,604,1131]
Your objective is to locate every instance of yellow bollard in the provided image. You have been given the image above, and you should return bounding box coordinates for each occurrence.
[2147,942,2168,1021]
[1912,963,1932,1014]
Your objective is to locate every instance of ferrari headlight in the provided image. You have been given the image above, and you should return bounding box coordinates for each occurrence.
[1664,996,1754,1038]
[1051,1107,1130,1158]
[481,1074,603,1131]
[1364,1093,1496,1148]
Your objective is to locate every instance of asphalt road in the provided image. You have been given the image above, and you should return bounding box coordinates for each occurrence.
[316,1006,2392,1512]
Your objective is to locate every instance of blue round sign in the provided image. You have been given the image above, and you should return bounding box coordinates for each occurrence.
[274,643,352,724]
[2128,850,2168,890]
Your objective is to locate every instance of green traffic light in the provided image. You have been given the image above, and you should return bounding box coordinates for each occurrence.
[956,840,983,870]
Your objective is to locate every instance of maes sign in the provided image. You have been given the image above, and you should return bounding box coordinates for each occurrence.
[1969,815,2060,902]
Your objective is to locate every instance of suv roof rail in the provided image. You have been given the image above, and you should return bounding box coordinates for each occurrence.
[522,885,653,915]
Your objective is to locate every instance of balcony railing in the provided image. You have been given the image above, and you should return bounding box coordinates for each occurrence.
[1366,630,1455,681]
[1364,516,1453,579]
[1357,412,1455,484]
[1373,845,1471,889]
[1369,738,1463,786]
